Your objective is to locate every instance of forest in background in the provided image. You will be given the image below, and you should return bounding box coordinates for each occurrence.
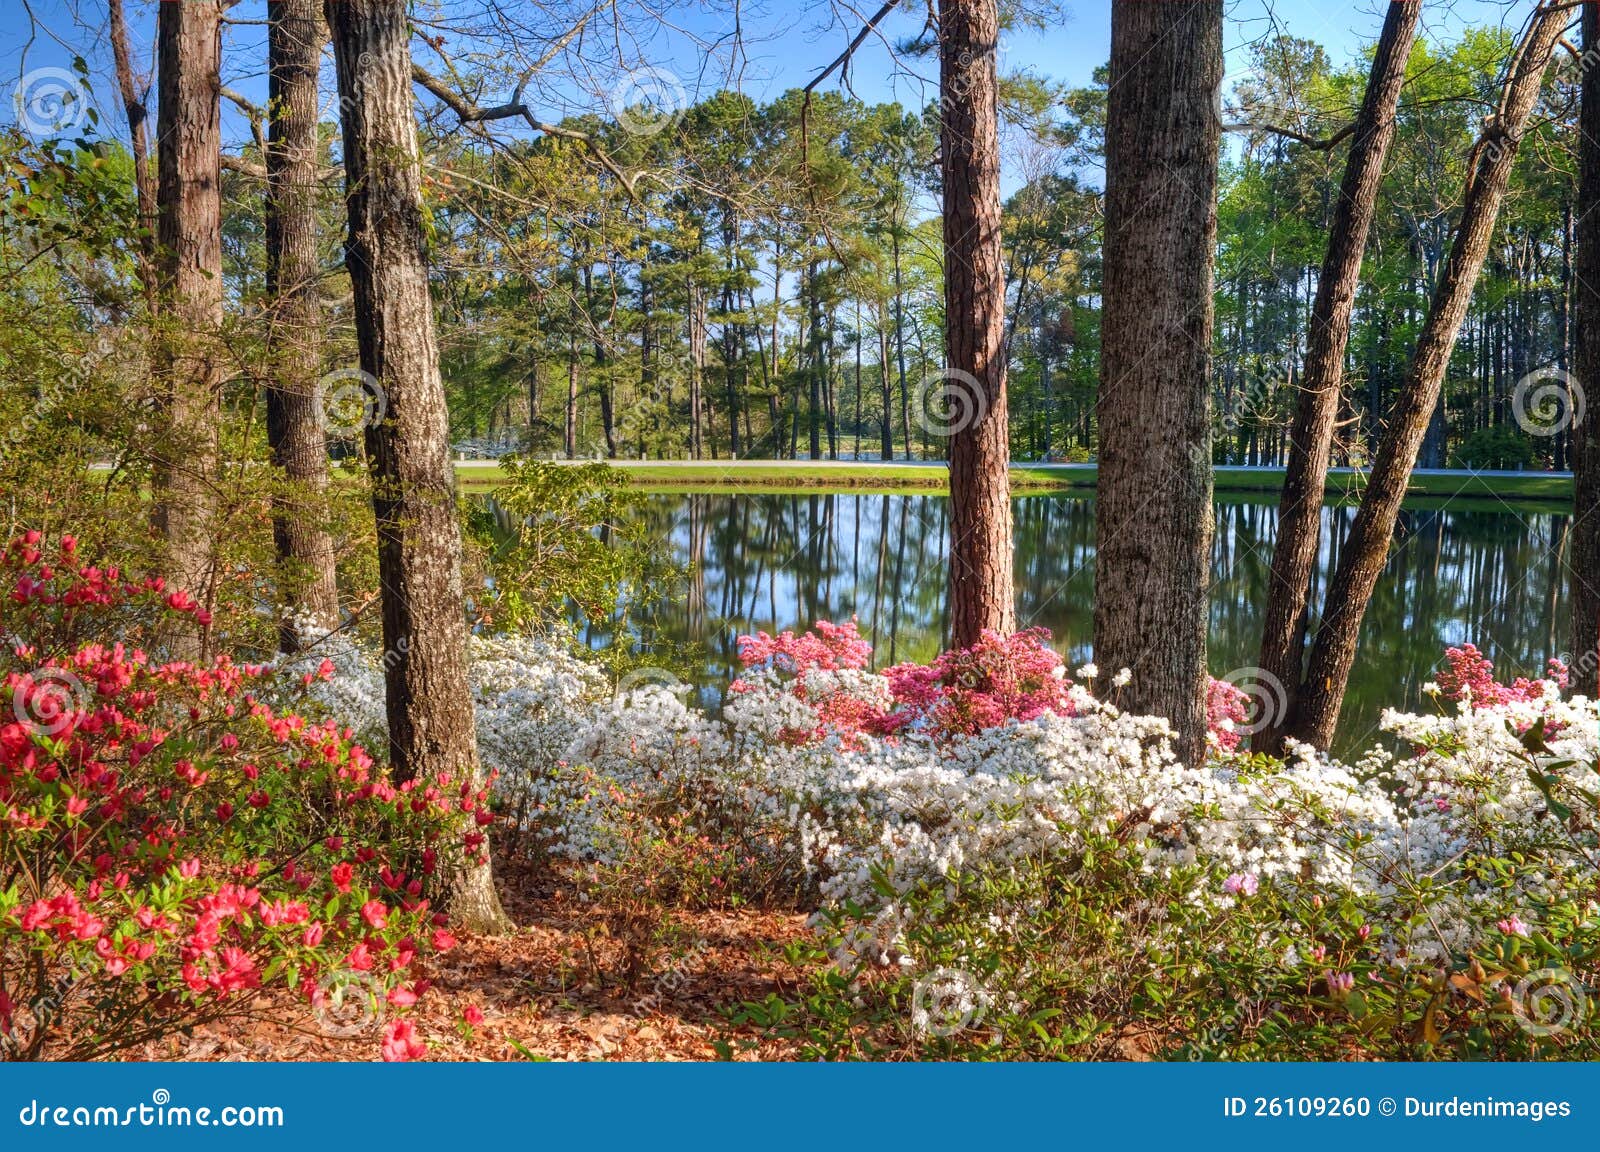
[5,16,1589,472]
[294,25,1593,469]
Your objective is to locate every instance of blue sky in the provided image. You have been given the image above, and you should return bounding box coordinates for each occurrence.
[0,0,1535,168]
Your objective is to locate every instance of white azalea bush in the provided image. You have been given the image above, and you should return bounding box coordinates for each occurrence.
[287,624,1600,1058]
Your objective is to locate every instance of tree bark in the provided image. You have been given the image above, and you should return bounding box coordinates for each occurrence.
[1094,0,1222,767]
[939,0,1015,646]
[108,0,158,312]
[806,260,823,460]
[1290,3,1571,748]
[1574,2,1600,698]
[892,228,911,458]
[325,0,510,933]
[583,263,618,458]
[153,0,224,647]
[1255,0,1420,753]
[265,0,339,652]
[565,331,579,459]
[878,300,895,459]
[688,280,707,459]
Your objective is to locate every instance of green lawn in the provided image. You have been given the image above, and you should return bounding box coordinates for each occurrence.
[456,459,1574,503]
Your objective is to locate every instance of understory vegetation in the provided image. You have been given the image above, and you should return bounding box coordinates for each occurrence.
[289,595,1600,1060]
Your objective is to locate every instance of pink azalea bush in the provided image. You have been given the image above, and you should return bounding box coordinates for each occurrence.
[879,627,1076,738]
[733,621,1076,745]
[731,620,881,746]
[733,619,1249,749]
[1436,642,1569,707]
[0,533,478,1060]
[1206,678,1252,752]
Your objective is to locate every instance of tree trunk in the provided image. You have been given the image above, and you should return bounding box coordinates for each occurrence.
[892,229,912,459]
[806,259,823,460]
[325,0,509,933]
[1094,0,1222,767]
[525,355,540,451]
[1291,3,1570,748]
[854,299,863,458]
[1040,341,1051,459]
[153,0,224,647]
[265,0,339,652]
[878,301,895,459]
[722,277,743,458]
[1255,0,1420,753]
[823,313,839,460]
[939,0,1015,646]
[1574,2,1600,698]
[688,281,707,459]
[108,0,158,312]
[584,263,618,458]
[565,332,579,458]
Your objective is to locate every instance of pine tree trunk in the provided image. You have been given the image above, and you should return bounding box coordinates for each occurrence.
[1040,344,1052,459]
[526,356,540,451]
[939,0,1015,646]
[1291,4,1570,748]
[892,229,912,458]
[565,333,579,458]
[689,281,707,459]
[108,0,158,312]
[806,260,823,460]
[153,0,224,646]
[325,0,509,933]
[584,264,618,458]
[878,302,895,459]
[1574,2,1600,698]
[1094,0,1222,767]
[722,269,743,457]
[854,300,863,458]
[1255,0,1420,754]
[265,0,339,652]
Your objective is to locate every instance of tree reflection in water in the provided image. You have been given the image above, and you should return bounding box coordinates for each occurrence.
[567,492,1571,758]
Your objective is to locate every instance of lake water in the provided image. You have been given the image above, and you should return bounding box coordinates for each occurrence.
[569,491,1574,758]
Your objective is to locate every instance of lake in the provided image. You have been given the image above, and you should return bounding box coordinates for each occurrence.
[567,491,1574,758]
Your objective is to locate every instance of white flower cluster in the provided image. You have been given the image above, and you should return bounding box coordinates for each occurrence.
[284,631,1600,972]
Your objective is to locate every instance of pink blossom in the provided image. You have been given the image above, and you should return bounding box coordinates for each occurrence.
[381,1018,426,1062]
[1222,872,1258,897]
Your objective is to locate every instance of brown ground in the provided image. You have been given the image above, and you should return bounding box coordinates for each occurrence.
[140,858,817,1062]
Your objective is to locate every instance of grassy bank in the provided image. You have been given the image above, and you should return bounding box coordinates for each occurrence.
[456,459,1574,503]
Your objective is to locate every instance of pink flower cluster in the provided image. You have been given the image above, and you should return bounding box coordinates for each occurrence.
[732,620,882,746]
[879,628,1075,739]
[1206,678,1252,753]
[734,621,1075,745]
[0,533,481,1061]
[1436,643,1568,708]
[735,620,1279,753]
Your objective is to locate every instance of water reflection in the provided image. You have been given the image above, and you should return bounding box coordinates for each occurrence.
[570,492,1572,758]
